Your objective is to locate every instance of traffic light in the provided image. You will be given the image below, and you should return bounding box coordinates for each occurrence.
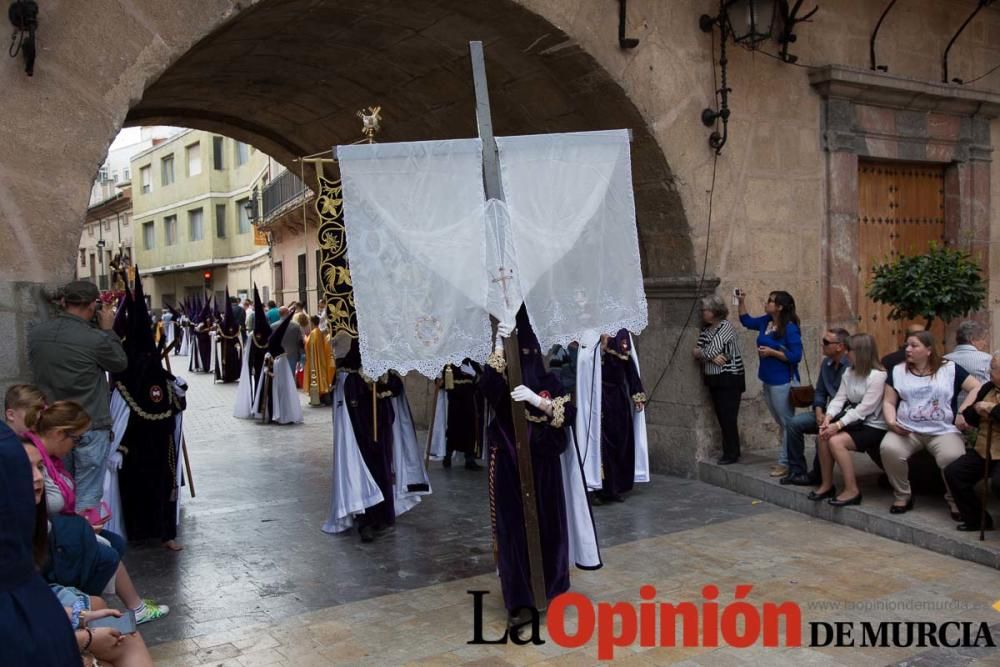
[203,270,212,289]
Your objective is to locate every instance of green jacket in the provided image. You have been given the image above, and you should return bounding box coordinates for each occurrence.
[28,312,127,428]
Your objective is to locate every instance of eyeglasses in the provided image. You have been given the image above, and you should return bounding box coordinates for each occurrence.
[821,339,839,346]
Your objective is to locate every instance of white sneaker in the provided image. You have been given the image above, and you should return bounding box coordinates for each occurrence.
[135,599,170,624]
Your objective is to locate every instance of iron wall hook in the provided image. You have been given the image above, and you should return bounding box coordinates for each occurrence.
[618,0,639,49]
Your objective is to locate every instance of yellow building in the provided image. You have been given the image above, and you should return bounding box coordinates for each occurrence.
[131,129,273,308]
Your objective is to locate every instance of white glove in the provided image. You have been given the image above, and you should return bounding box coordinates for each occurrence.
[511,384,543,408]
[497,321,514,339]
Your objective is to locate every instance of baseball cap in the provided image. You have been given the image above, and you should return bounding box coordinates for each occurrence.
[62,280,100,305]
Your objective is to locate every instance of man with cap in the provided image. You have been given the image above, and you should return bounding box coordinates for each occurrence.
[28,280,127,525]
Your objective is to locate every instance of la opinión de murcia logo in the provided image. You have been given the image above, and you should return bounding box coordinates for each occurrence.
[468,586,997,660]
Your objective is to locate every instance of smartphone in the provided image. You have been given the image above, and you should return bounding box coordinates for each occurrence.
[732,288,742,306]
[88,610,137,634]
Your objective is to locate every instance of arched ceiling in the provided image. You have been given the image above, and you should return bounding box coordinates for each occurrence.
[126,0,691,276]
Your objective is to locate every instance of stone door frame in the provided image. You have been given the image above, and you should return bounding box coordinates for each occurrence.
[810,65,1000,339]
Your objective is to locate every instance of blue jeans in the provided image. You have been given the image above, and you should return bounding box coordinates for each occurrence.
[64,428,112,513]
[784,410,820,476]
[761,382,793,465]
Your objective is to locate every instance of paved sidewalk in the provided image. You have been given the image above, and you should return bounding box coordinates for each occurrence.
[129,370,1000,665]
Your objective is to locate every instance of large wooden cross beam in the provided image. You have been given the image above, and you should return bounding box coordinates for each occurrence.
[469,41,548,614]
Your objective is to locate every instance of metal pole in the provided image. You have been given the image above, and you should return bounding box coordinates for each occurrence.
[470,40,548,614]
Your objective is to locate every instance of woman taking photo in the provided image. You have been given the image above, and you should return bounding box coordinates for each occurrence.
[809,334,887,506]
[738,289,802,477]
[693,295,745,464]
[881,331,980,515]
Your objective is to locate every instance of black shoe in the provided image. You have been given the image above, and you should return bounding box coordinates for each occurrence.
[717,456,739,465]
[957,515,994,531]
[828,493,862,507]
[889,498,914,514]
[950,510,963,522]
[358,525,375,543]
[442,455,452,469]
[465,460,482,471]
[807,487,836,501]
[779,473,813,486]
[589,492,604,506]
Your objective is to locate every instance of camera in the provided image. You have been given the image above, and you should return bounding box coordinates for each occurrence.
[731,288,743,306]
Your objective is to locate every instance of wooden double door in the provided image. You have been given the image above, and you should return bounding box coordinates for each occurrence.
[857,160,946,357]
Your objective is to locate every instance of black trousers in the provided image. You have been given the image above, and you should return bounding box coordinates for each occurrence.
[708,382,743,460]
[943,449,1000,525]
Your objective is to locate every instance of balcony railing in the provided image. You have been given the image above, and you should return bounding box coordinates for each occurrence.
[262,169,311,221]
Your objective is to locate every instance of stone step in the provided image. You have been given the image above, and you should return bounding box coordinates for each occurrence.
[698,450,1000,570]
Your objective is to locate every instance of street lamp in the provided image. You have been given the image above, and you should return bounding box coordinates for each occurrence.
[700,0,776,46]
[245,186,260,225]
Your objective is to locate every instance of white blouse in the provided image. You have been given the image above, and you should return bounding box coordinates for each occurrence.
[826,368,888,430]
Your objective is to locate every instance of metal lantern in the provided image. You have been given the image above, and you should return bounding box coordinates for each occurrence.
[725,0,776,45]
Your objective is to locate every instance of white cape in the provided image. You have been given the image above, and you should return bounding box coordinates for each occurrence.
[178,325,190,356]
[104,390,129,539]
[322,371,429,534]
[579,333,649,489]
[233,346,254,418]
[252,353,303,424]
[561,429,603,570]
[428,388,447,458]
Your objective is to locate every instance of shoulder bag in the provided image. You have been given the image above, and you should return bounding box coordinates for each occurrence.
[785,343,815,408]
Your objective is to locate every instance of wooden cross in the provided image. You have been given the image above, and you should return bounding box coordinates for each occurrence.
[470,41,548,614]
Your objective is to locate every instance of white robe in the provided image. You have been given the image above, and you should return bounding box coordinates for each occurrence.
[322,371,429,534]
[579,332,649,490]
[252,353,303,424]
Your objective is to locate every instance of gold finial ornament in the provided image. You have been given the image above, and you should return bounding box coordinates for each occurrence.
[357,106,382,141]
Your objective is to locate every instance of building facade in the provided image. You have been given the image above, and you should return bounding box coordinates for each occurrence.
[78,188,134,291]
[131,129,273,307]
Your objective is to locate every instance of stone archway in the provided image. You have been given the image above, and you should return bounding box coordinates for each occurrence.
[0,0,704,473]
[125,0,691,278]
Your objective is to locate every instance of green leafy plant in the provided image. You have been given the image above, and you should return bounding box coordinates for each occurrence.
[867,243,986,329]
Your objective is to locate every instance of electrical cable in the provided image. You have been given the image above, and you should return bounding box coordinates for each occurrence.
[645,22,721,402]
[963,61,1000,85]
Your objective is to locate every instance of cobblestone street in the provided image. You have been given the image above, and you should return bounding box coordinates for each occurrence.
[132,369,1000,666]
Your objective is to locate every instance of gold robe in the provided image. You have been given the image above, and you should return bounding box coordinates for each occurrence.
[304,328,335,401]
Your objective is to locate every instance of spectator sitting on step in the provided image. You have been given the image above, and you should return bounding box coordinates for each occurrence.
[780,327,850,486]
[944,320,991,407]
[881,331,980,517]
[945,352,1000,532]
[22,441,156,665]
[810,334,888,507]
[16,399,169,625]
[880,322,925,371]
